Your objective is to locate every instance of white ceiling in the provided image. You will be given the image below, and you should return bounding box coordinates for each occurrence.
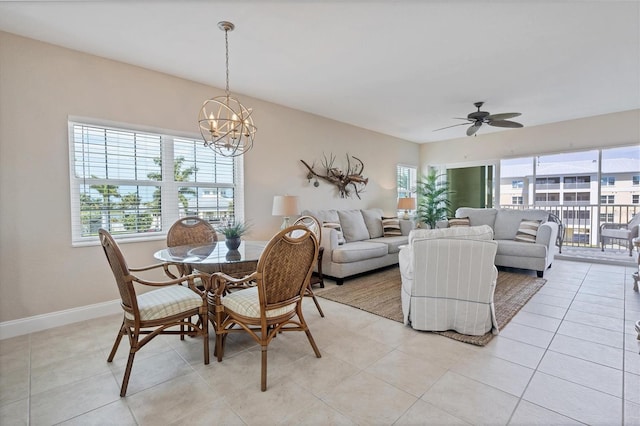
[1,1,639,143]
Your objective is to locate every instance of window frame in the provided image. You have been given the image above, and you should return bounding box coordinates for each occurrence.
[68,117,244,246]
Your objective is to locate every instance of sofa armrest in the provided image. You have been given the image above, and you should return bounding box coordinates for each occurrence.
[400,219,415,236]
[536,221,558,248]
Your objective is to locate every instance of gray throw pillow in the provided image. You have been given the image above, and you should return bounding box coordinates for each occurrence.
[337,209,371,242]
[360,208,384,238]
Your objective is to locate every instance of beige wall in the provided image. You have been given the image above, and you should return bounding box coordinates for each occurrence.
[420,109,640,169]
[0,32,418,322]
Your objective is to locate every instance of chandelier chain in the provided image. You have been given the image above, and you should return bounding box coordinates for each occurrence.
[224,27,230,98]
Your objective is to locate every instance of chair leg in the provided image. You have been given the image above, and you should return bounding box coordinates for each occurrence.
[107,322,126,362]
[307,286,325,317]
[201,314,210,365]
[120,350,136,397]
[261,345,268,391]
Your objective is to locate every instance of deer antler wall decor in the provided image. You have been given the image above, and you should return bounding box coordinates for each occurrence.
[300,153,368,199]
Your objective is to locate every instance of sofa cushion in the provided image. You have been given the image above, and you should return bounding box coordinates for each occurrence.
[494,209,549,240]
[331,241,388,263]
[496,239,547,258]
[448,217,470,227]
[370,235,408,254]
[456,208,497,228]
[409,225,494,245]
[337,209,371,242]
[382,217,402,236]
[361,208,384,238]
[301,209,339,225]
[514,219,542,243]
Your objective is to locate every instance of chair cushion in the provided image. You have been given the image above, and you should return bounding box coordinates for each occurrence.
[126,285,203,321]
[369,235,408,254]
[602,228,632,239]
[456,208,497,228]
[337,209,371,242]
[221,286,296,318]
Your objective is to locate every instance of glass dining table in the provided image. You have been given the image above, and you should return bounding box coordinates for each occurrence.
[153,240,267,276]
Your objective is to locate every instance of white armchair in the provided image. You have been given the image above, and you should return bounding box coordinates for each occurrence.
[399,225,499,336]
[600,214,640,256]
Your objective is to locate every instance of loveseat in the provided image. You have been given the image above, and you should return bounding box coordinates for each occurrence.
[444,208,559,277]
[301,208,413,285]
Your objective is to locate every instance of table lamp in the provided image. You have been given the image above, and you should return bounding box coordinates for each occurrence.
[272,195,300,229]
[397,197,416,220]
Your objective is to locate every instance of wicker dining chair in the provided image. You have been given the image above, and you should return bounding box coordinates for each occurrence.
[165,216,218,279]
[292,215,325,317]
[209,225,321,391]
[99,229,209,397]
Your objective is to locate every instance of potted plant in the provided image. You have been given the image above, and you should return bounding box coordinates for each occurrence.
[217,220,250,250]
[416,170,452,229]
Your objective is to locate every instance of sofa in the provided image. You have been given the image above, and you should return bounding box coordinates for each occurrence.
[301,208,413,285]
[445,208,559,277]
[399,225,499,335]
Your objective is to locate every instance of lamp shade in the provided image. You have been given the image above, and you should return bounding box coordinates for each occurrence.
[272,195,300,217]
[397,197,416,210]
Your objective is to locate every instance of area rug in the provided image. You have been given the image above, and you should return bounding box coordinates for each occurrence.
[317,267,546,346]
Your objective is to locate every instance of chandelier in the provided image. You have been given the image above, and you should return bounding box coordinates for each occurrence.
[198,21,256,157]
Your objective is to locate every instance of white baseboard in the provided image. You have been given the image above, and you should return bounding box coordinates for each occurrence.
[0,300,121,340]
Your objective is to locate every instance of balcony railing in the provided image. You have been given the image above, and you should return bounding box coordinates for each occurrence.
[502,203,639,249]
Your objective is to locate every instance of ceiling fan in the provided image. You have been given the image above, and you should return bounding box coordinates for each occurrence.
[434,102,523,136]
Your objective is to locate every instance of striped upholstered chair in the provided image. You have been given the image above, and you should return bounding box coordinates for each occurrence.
[399,225,499,336]
[99,229,209,397]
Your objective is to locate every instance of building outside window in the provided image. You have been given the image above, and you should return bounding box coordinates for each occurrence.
[512,180,523,189]
[601,176,615,186]
[512,196,523,204]
[633,194,639,204]
[69,120,242,244]
[600,195,615,204]
[633,175,640,185]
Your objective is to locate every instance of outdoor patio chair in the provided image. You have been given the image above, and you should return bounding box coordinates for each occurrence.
[99,229,209,397]
[209,225,321,391]
[600,213,640,256]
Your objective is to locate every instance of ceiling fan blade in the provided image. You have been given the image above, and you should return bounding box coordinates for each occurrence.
[488,120,523,128]
[487,112,521,121]
[433,122,471,131]
[466,123,481,136]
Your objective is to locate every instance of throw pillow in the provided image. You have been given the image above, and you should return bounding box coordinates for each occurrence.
[448,217,470,227]
[323,221,345,245]
[382,216,402,236]
[514,219,542,243]
[337,209,371,242]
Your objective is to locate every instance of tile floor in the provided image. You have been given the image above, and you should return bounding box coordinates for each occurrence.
[1,259,639,425]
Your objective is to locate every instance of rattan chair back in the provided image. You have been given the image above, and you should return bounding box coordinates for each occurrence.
[257,225,318,307]
[292,215,322,245]
[99,228,137,315]
[167,216,218,247]
[288,215,325,316]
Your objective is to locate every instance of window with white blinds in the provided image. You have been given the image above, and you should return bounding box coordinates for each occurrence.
[397,164,417,199]
[69,120,243,245]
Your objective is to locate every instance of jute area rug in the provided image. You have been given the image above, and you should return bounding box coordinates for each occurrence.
[317,267,546,346]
